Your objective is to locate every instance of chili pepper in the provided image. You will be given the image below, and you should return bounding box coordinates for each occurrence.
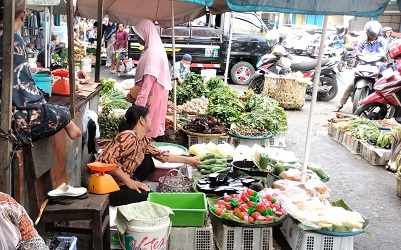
[257,203,267,213]
[271,197,277,204]
[264,215,273,222]
[239,204,248,212]
[221,212,231,219]
[247,207,256,216]
[233,208,241,215]
[266,208,273,216]
[247,216,255,223]
[229,198,240,208]
[247,195,259,203]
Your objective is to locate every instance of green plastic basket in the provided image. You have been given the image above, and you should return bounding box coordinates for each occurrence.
[148,193,207,227]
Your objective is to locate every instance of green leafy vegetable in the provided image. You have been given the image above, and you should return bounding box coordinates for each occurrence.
[169,73,208,105]
[99,78,116,97]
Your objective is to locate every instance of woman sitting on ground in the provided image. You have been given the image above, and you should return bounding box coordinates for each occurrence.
[0,0,82,145]
[97,105,200,206]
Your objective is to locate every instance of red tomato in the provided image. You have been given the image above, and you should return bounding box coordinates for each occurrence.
[214,208,224,216]
[251,211,262,219]
[247,201,256,208]
[248,216,255,223]
[236,212,249,221]
[274,209,284,217]
[233,208,241,215]
[239,204,248,212]
[264,215,273,221]
[223,194,231,202]
[257,203,266,212]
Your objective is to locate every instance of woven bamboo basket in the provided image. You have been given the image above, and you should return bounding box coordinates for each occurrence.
[263,75,307,110]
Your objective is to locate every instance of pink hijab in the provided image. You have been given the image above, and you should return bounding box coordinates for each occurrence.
[133,20,171,91]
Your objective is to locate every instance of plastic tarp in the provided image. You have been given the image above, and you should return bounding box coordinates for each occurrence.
[75,0,209,28]
[183,0,401,17]
[26,0,76,15]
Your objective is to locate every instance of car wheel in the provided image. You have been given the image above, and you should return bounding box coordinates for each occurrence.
[230,61,255,85]
[294,49,303,55]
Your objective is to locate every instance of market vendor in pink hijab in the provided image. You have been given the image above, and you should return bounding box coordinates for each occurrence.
[129,19,171,141]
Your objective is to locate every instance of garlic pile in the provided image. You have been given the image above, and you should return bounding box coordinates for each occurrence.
[178,96,209,114]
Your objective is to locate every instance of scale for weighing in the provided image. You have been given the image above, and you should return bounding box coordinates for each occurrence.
[52,68,70,96]
[87,162,120,194]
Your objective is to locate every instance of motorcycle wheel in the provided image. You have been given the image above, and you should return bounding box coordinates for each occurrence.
[316,77,338,102]
[352,87,369,114]
[346,59,355,69]
[337,62,345,72]
[354,103,388,120]
[248,75,265,94]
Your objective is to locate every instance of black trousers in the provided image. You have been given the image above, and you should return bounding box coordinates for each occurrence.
[110,154,155,206]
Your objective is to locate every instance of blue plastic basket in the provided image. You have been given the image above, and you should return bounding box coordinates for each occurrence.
[57,236,77,250]
[32,73,53,96]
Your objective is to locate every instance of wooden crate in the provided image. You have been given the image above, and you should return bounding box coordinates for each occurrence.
[341,132,362,155]
[328,122,334,136]
[331,127,345,143]
[360,141,391,166]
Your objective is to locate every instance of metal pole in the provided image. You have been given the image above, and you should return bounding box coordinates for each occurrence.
[224,12,234,85]
[49,6,53,68]
[301,15,329,183]
[67,0,75,118]
[44,7,49,67]
[95,0,104,82]
[172,1,177,131]
[0,0,15,194]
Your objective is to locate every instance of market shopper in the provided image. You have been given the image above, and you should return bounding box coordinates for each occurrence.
[108,23,128,73]
[335,20,386,112]
[97,105,200,206]
[127,19,171,141]
[0,192,48,249]
[0,0,82,145]
[170,53,192,84]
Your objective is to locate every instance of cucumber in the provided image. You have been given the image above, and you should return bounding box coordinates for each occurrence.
[213,154,224,159]
[197,164,208,170]
[211,166,225,172]
[202,165,215,170]
[209,163,228,169]
[216,167,231,173]
[214,159,228,164]
[199,154,215,161]
[201,159,217,165]
[200,169,211,175]
[312,168,329,180]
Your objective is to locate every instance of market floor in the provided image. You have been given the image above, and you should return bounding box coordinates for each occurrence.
[94,66,401,250]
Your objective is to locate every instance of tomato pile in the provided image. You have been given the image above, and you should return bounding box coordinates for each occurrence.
[210,189,286,224]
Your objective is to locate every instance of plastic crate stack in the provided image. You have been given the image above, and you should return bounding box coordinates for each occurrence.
[188,135,229,148]
[280,216,354,250]
[209,212,273,250]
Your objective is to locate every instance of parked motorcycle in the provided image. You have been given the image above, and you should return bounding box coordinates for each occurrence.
[351,53,386,113]
[354,67,401,120]
[248,47,338,102]
[335,47,357,72]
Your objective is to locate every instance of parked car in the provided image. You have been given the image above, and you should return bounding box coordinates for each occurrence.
[128,12,274,85]
[306,31,338,58]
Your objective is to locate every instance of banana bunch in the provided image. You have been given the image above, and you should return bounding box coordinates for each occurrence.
[376,134,392,149]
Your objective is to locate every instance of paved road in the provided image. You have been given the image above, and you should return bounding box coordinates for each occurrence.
[97,59,401,249]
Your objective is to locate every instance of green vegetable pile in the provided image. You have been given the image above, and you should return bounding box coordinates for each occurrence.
[207,86,244,126]
[333,119,380,140]
[99,78,116,97]
[98,114,125,139]
[235,94,287,135]
[169,74,208,105]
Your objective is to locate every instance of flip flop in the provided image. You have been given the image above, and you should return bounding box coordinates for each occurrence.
[47,183,87,197]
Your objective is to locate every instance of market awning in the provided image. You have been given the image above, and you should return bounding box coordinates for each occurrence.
[184,0,401,17]
[76,0,210,28]
[26,0,77,15]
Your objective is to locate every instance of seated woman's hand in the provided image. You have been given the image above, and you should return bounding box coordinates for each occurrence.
[127,180,150,193]
[186,157,201,168]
